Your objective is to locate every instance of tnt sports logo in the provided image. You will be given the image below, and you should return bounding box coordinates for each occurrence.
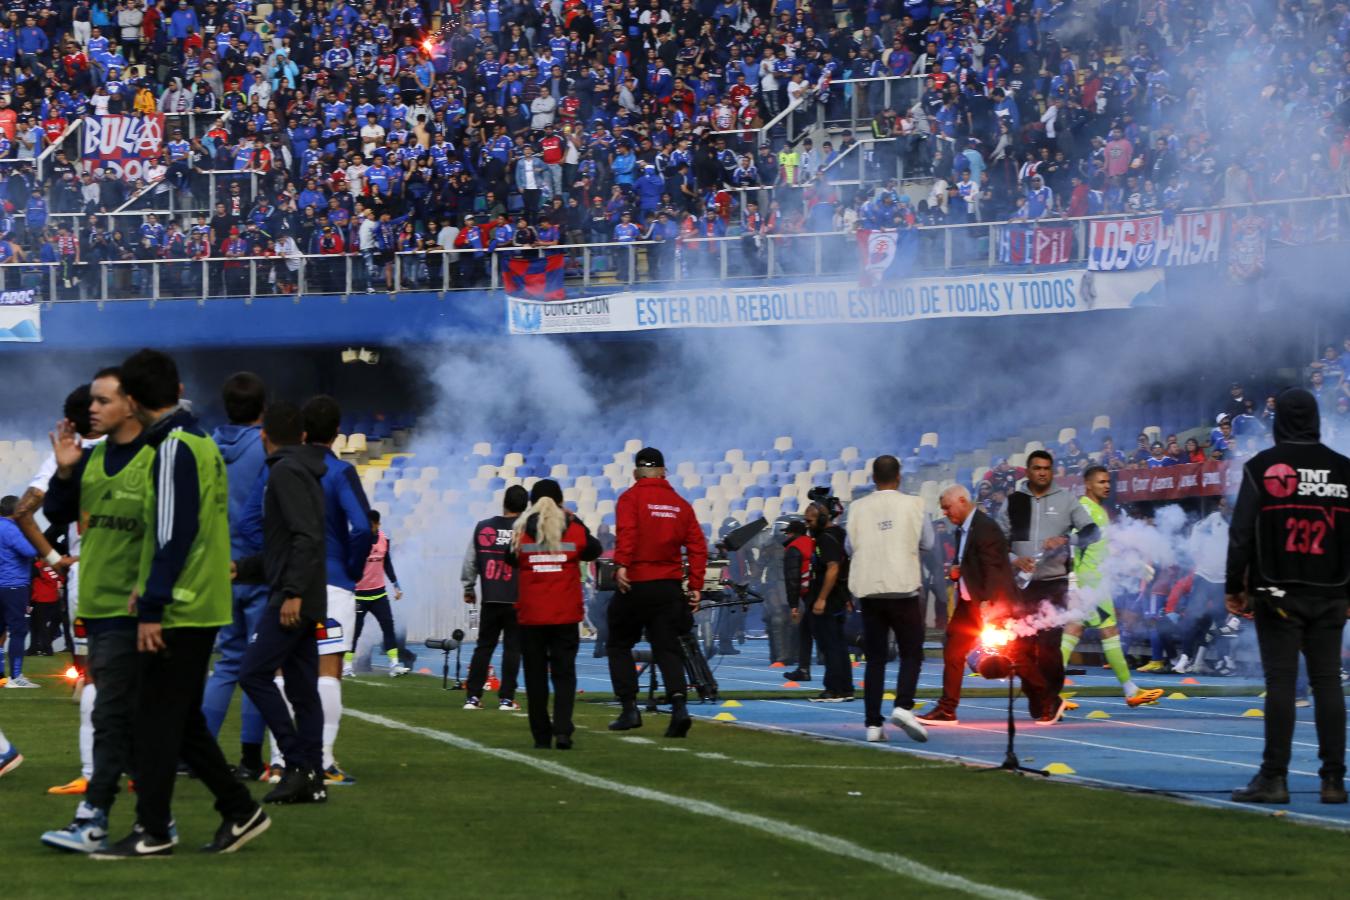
[1264,464,1350,499]
[1264,464,1299,498]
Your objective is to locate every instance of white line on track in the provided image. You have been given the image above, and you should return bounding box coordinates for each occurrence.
[753,698,1326,777]
[346,707,1041,900]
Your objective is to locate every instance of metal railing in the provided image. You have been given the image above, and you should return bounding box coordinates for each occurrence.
[18,192,1349,305]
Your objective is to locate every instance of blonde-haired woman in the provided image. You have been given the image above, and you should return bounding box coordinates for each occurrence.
[506,480,603,749]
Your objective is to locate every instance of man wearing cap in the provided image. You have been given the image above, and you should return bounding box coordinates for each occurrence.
[607,448,707,738]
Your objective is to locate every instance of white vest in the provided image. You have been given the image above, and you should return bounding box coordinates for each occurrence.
[846,490,926,597]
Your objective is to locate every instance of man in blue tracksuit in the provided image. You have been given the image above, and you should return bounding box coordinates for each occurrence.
[302,396,372,787]
[202,373,269,777]
[0,494,38,686]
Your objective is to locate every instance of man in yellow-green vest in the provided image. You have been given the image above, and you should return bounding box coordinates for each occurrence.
[91,349,270,860]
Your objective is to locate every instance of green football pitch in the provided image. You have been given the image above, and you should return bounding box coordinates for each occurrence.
[0,654,1343,899]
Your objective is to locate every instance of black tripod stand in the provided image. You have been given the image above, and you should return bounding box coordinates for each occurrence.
[975,652,1047,777]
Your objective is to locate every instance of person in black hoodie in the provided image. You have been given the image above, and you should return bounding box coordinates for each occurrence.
[236,401,329,806]
[1227,388,1350,805]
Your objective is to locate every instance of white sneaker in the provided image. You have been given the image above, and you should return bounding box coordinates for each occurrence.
[888,706,929,743]
[341,662,355,678]
[463,697,482,710]
[389,664,411,677]
[4,675,39,689]
[865,725,888,743]
[1171,653,1191,674]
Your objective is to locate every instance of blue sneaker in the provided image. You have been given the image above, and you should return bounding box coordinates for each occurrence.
[42,809,110,853]
[0,745,22,778]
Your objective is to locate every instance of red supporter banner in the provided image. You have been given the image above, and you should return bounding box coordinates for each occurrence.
[82,114,165,182]
[1111,461,1241,502]
[994,225,1073,265]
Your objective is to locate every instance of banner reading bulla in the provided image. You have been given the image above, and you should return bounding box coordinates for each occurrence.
[507,269,1165,335]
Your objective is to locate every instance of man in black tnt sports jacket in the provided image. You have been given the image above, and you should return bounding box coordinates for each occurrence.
[236,401,330,806]
[461,484,528,711]
[1227,388,1350,806]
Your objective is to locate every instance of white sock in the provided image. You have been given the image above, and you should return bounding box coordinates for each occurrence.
[1123,680,1139,699]
[319,675,342,771]
[79,684,96,778]
[269,675,293,768]
[0,727,11,755]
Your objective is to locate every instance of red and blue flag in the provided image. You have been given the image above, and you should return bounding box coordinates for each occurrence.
[503,254,566,301]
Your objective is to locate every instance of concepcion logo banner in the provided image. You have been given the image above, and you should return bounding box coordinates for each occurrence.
[0,288,41,342]
[82,114,166,181]
[507,269,1164,335]
[995,224,1073,265]
[1087,211,1223,271]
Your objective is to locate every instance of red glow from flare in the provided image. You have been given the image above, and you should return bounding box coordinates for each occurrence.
[980,625,1013,650]
[422,39,435,53]
[64,666,80,680]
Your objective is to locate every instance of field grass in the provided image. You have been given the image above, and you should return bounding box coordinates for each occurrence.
[0,653,1344,900]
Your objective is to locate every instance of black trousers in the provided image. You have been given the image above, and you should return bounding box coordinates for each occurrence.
[240,607,323,772]
[133,627,255,837]
[354,593,398,654]
[86,626,139,812]
[466,603,521,700]
[939,599,982,713]
[861,594,925,726]
[794,606,815,671]
[29,601,61,653]
[521,623,580,744]
[813,609,852,696]
[608,580,687,702]
[1018,579,1068,716]
[1254,592,1349,779]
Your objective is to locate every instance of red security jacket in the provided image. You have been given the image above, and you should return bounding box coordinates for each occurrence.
[614,478,708,588]
[510,515,603,626]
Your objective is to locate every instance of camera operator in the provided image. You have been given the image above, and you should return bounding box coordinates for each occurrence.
[461,485,527,711]
[804,501,854,702]
[781,517,815,682]
[1000,449,1099,724]
[607,448,707,738]
[505,480,602,750]
[756,516,797,666]
[846,455,932,742]
[1227,388,1350,805]
[713,517,748,656]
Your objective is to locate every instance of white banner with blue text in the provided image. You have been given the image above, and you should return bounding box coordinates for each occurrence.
[506,269,1164,335]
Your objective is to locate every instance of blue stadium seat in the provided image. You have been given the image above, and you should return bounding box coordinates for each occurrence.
[713,461,732,475]
[788,460,808,474]
[755,474,773,489]
[389,457,409,471]
[770,460,788,475]
[781,497,799,514]
[696,462,715,475]
[811,472,831,487]
[701,524,713,538]
[601,513,616,526]
[596,488,616,502]
[488,477,506,491]
[401,467,420,481]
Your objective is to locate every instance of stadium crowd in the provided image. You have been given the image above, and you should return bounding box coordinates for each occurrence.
[0,0,1345,296]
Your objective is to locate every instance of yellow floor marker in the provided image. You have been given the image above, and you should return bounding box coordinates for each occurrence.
[713,712,736,722]
[1167,692,1188,700]
[882,692,895,701]
[1044,763,1076,775]
[1242,708,1264,718]
[1086,710,1111,719]
[721,700,743,708]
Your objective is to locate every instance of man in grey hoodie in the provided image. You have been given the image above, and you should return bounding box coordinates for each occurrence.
[203,373,269,777]
[999,449,1099,723]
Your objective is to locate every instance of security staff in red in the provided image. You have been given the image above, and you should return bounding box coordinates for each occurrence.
[1227,388,1350,805]
[781,517,816,682]
[608,447,708,737]
[506,480,602,750]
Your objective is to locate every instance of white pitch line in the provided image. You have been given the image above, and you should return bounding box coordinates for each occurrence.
[346,707,1040,900]
[344,678,392,687]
